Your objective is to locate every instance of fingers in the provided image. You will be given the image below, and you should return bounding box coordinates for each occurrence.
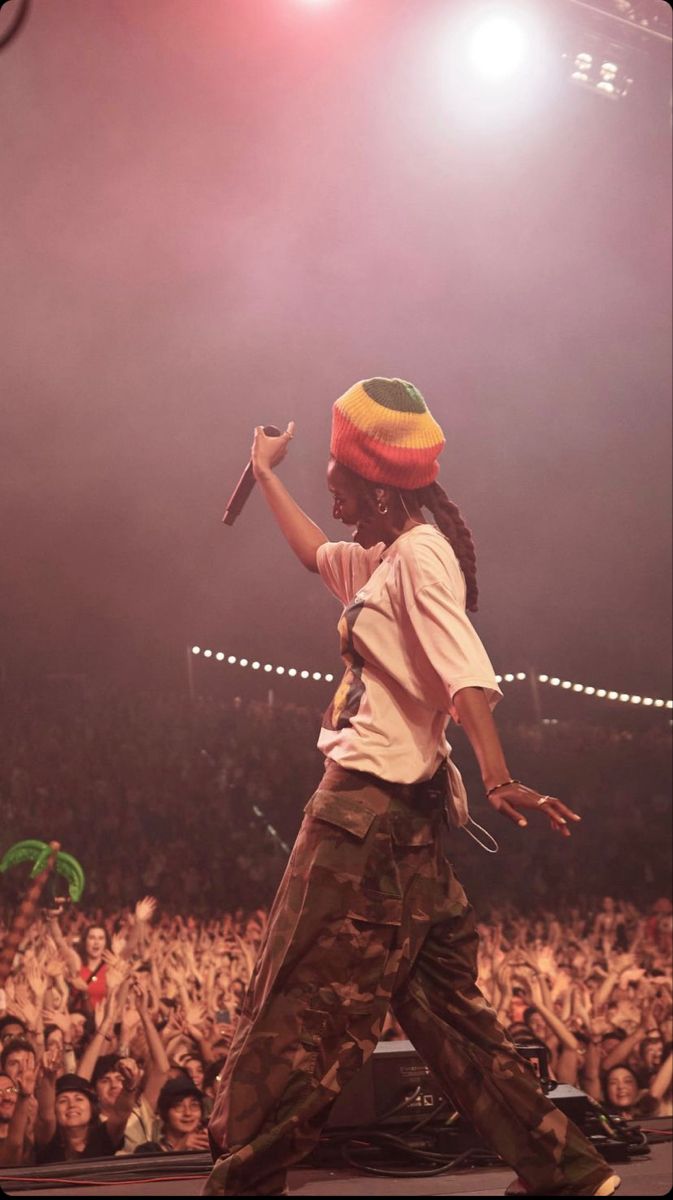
[495,799,528,828]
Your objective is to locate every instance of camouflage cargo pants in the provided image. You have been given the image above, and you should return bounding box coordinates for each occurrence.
[205,761,613,1196]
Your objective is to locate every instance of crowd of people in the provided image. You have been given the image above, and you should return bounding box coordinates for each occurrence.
[0,893,671,1166]
[0,683,670,1166]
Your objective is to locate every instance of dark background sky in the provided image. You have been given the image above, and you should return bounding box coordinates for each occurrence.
[1,0,671,702]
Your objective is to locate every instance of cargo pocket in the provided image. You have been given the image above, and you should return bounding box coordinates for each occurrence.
[304,790,403,926]
[303,789,378,840]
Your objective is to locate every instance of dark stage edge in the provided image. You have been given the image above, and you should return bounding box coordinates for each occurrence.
[1,1142,671,1197]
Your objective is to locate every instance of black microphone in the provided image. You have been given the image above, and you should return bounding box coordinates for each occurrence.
[221,425,282,526]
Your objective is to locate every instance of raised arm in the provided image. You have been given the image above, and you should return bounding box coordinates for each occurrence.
[46,912,82,983]
[251,424,328,572]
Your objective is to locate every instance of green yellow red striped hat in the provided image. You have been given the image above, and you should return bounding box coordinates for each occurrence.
[330,378,445,489]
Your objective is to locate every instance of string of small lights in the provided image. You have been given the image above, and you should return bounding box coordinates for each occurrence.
[189,648,672,708]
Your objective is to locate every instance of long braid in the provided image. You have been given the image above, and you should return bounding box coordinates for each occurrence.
[415,482,479,612]
[336,458,480,611]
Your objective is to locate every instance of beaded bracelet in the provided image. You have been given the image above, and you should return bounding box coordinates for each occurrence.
[486,778,521,799]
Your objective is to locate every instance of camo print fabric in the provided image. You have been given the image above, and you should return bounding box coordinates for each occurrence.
[204,761,612,1197]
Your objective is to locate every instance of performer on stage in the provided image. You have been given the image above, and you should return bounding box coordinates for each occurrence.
[205,378,620,1197]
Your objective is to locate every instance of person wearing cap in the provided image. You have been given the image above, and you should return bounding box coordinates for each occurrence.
[204,379,620,1198]
[134,1075,209,1154]
[35,1073,127,1163]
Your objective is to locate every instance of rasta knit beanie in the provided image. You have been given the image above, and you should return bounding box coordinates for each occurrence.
[330,378,445,490]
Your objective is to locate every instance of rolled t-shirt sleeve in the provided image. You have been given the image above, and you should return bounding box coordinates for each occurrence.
[408,581,503,712]
[316,540,385,606]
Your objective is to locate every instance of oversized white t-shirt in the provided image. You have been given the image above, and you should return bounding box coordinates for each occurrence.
[316,524,502,784]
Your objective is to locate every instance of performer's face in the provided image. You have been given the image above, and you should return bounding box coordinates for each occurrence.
[327,459,392,548]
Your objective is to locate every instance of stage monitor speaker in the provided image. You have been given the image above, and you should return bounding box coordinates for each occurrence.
[326,1039,589,1132]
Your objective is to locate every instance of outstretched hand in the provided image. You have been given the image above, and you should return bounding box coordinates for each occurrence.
[487,782,581,837]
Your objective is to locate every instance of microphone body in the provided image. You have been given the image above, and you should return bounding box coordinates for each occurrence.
[222,425,282,525]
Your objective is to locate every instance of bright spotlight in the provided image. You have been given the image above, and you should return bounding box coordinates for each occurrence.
[538,674,549,682]
[264,664,273,673]
[325,673,334,682]
[468,14,528,81]
[216,652,225,661]
[516,672,526,681]
[504,673,515,682]
[608,691,619,700]
[227,655,236,664]
[585,686,596,696]
[203,649,213,658]
[561,681,572,689]
[550,678,560,687]
[251,661,260,670]
[596,689,607,698]
[313,672,322,681]
[239,658,248,667]
[276,666,285,675]
[192,646,201,655]
[288,668,297,677]
[300,670,310,679]
[573,684,584,693]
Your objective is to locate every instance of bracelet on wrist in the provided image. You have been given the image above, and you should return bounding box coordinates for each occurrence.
[486,778,521,799]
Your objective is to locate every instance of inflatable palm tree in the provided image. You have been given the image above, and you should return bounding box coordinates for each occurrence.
[0,840,85,988]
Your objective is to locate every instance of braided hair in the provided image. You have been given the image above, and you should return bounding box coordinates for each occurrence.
[335,460,479,612]
[412,482,479,613]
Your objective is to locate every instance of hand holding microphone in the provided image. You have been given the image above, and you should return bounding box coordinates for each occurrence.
[222,422,295,525]
[251,421,295,482]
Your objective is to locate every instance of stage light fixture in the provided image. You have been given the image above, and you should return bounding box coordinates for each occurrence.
[227,655,236,664]
[468,14,528,81]
[619,693,630,702]
[504,673,515,682]
[516,672,527,681]
[288,668,297,677]
[300,670,310,679]
[562,681,572,689]
[608,691,619,700]
[570,50,593,82]
[596,689,607,698]
[325,673,334,682]
[276,666,285,675]
[192,646,201,655]
[585,686,596,696]
[313,672,322,681]
[573,683,584,692]
[251,661,260,670]
[203,649,213,658]
[240,658,248,667]
[538,674,549,682]
[630,695,642,704]
[550,677,561,686]
[264,664,273,673]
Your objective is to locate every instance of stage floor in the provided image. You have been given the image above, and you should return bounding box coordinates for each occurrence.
[2,1140,671,1197]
